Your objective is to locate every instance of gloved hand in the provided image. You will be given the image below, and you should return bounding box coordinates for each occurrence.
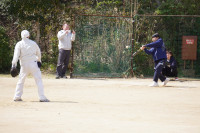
[37,61,42,68]
[10,65,19,77]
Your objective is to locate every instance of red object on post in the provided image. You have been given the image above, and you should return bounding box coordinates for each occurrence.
[182,36,197,60]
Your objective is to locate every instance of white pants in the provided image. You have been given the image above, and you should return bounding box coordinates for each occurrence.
[14,61,47,100]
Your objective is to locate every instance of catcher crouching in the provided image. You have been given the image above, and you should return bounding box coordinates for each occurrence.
[11,30,49,102]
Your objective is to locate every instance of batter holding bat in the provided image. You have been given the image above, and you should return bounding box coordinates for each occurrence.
[12,30,49,102]
[140,33,170,87]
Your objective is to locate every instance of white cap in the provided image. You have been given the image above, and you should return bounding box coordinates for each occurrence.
[21,30,30,39]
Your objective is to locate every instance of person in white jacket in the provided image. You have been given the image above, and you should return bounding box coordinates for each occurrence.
[56,23,75,79]
[12,30,49,102]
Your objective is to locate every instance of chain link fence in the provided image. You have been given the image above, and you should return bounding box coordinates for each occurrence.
[133,15,200,77]
[72,15,200,78]
[73,15,133,77]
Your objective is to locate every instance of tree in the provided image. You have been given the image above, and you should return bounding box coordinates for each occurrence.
[0,26,12,72]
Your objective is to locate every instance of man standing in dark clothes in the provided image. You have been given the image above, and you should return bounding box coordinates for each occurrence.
[162,51,178,80]
[140,33,170,87]
[56,23,76,79]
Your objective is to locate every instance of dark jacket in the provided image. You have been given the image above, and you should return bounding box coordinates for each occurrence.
[162,56,178,77]
[167,56,177,69]
[144,38,167,61]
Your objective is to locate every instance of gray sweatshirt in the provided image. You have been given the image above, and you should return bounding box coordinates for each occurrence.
[57,30,75,50]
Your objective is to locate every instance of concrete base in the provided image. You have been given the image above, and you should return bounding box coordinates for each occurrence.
[182,69,195,77]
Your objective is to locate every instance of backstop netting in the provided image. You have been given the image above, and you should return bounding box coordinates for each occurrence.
[73,15,133,78]
[132,16,200,77]
[72,15,200,78]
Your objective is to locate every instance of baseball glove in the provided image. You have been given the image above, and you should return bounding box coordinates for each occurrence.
[37,61,42,68]
[10,66,19,77]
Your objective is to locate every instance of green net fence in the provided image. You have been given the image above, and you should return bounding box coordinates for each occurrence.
[72,15,200,78]
[73,15,133,78]
[133,16,200,77]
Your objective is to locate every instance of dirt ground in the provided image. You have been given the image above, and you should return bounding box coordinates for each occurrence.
[0,75,200,133]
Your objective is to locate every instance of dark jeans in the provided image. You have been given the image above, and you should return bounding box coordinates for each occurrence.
[56,49,71,77]
[153,59,166,82]
[162,66,178,77]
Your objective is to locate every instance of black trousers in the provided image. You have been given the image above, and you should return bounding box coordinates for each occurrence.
[162,66,177,77]
[56,49,71,77]
[153,59,166,82]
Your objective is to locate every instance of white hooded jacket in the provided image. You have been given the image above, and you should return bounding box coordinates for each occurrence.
[12,30,41,67]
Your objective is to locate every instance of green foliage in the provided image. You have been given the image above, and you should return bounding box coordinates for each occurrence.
[6,0,62,22]
[155,0,200,15]
[96,0,122,9]
[0,26,12,73]
[74,15,132,76]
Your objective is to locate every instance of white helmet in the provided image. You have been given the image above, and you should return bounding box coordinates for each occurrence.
[21,30,30,39]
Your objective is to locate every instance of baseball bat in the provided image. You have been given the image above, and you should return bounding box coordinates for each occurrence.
[132,49,142,57]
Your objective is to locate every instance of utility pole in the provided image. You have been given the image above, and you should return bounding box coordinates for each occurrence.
[131,0,137,77]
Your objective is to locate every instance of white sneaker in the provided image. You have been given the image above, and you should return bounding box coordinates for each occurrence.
[162,78,170,86]
[149,81,159,87]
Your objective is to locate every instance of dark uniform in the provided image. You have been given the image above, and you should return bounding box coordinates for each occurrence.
[144,37,167,82]
[162,56,178,78]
